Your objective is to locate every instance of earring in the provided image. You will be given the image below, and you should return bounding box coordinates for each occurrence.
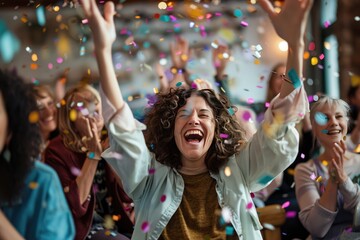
[2,147,11,163]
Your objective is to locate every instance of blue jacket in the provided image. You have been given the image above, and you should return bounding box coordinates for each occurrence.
[101,86,308,240]
[1,161,75,240]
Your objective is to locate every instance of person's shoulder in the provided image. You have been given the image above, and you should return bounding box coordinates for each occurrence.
[28,161,59,183]
[295,159,315,173]
[47,135,63,148]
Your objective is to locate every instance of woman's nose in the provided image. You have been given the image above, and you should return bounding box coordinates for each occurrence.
[188,113,200,126]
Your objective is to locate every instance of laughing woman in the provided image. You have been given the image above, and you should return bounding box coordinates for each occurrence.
[295,96,360,239]
[81,0,312,239]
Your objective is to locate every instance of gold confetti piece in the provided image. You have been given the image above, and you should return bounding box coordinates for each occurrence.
[355,144,360,153]
[287,168,295,176]
[321,160,328,166]
[303,51,310,60]
[254,59,261,65]
[112,215,121,221]
[69,109,77,121]
[29,182,38,189]
[315,176,323,182]
[28,111,39,123]
[343,135,347,141]
[224,166,231,177]
[64,186,70,193]
[30,63,39,70]
[103,215,115,229]
[153,88,159,94]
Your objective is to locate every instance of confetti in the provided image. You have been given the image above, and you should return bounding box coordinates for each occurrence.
[112,215,121,221]
[29,181,38,189]
[70,167,82,176]
[263,223,275,231]
[310,172,316,181]
[69,109,77,121]
[103,215,115,229]
[246,202,253,210]
[242,111,251,121]
[36,5,46,26]
[314,112,328,125]
[281,201,290,209]
[316,176,323,182]
[220,133,229,139]
[160,195,166,202]
[288,68,302,89]
[257,174,273,185]
[141,221,150,233]
[28,111,39,123]
[148,168,156,174]
[224,166,231,177]
[233,9,242,18]
[225,226,234,236]
[286,211,297,218]
[175,82,182,87]
[106,151,123,160]
[221,207,232,223]
[227,107,235,116]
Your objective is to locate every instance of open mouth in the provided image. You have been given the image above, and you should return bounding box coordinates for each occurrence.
[184,130,204,143]
[326,129,342,135]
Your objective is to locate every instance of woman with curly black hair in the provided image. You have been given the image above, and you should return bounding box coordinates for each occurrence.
[81,0,313,239]
[0,69,75,239]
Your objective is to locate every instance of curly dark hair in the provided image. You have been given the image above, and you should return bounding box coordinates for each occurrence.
[144,87,247,173]
[0,69,42,203]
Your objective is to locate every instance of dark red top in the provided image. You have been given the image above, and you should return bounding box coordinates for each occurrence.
[44,136,134,240]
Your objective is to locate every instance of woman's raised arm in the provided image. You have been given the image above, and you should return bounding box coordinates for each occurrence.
[81,0,124,111]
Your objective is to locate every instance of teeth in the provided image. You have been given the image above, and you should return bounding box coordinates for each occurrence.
[185,130,203,137]
[327,130,341,134]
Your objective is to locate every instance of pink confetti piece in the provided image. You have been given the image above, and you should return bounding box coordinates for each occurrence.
[240,21,248,27]
[160,195,166,203]
[70,167,81,176]
[281,201,290,209]
[246,202,253,210]
[324,20,331,28]
[319,53,325,60]
[242,111,251,121]
[300,153,305,159]
[309,42,316,51]
[220,133,229,139]
[56,57,63,64]
[107,151,123,160]
[48,63,53,69]
[286,211,297,218]
[265,102,270,108]
[148,168,156,174]
[141,221,150,233]
[247,98,254,104]
[250,192,255,198]
[310,172,316,181]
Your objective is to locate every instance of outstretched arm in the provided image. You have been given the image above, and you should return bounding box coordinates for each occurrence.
[259,0,313,98]
[81,0,124,111]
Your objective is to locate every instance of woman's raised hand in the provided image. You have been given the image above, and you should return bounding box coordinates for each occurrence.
[80,0,116,51]
[258,0,313,47]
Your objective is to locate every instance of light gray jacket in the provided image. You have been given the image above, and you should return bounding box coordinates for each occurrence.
[101,86,308,239]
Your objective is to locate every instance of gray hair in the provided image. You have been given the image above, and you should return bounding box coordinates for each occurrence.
[310,95,350,124]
